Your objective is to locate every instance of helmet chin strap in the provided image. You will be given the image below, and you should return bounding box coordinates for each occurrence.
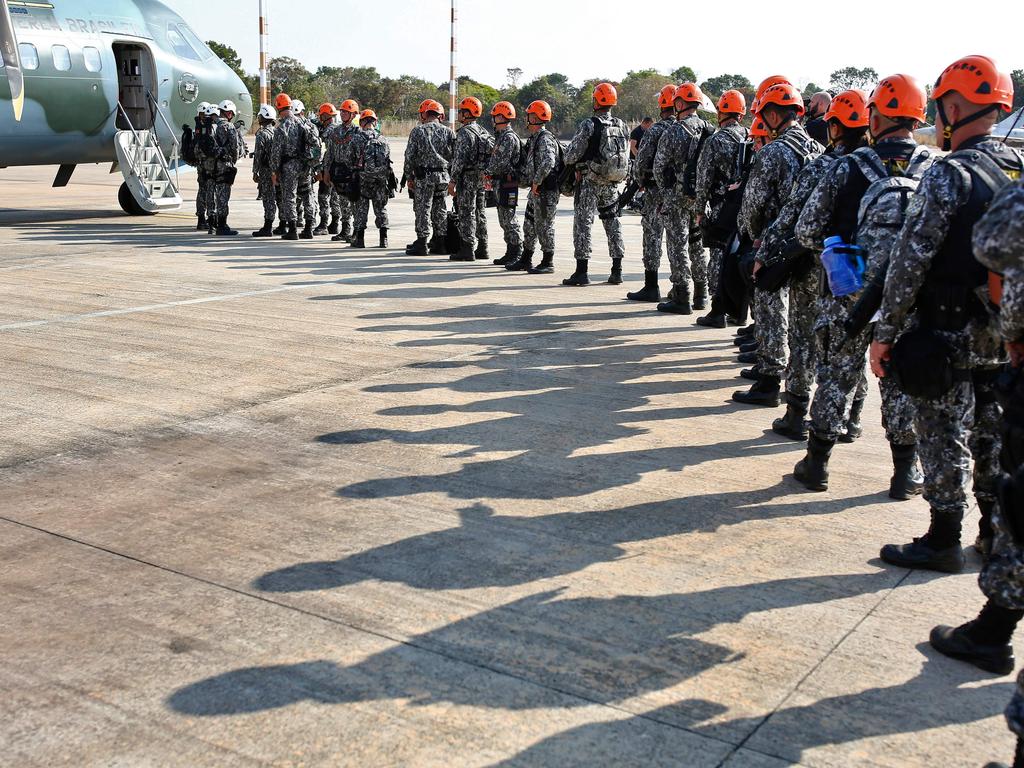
[936,100,997,151]
[869,123,905,146]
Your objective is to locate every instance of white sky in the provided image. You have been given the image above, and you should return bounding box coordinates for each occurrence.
[165,0,1024,91]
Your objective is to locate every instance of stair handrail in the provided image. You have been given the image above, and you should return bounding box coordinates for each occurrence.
[114,102,146,177]
[145,90,181,193]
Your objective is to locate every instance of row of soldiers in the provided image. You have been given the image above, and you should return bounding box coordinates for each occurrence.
[396,64,1024,768]
[181,99,244,235]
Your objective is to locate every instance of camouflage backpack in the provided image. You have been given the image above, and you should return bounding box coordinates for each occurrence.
[360,132,391,180]
[301,119,323,163]
[466,122,495,168]
[583,116,629,183]
[849,145,934,258]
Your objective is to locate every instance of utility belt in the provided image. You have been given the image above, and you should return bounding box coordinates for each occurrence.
[414,166,445,179]
[915,282,987,333]
[215,165,238,185]
[330,163,355,187]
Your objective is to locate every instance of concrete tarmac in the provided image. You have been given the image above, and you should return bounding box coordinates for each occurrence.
[0,155,1016,767]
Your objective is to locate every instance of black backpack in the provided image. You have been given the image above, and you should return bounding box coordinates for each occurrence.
[181,125,196,165]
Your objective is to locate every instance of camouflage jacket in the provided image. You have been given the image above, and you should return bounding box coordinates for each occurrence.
[270,115,309,171]
[252,124,275,175]
[974,180,1024,343]
[652,114,712,203]
[404,120,456,184]
[522,127,560,189]
[874,137,1021,367]
[352,128,392,183]
[634,116,675,188]
[324,122,359,169]
[451,121,493,179]
[213,117,239,167]
[739,122,821,240]
[694,123,749,215]
[485,127,522,178]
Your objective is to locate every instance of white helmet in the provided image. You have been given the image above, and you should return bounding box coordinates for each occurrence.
[258,104,277,121]
[292,99,305,114]
[202,103,219,117]
[219,99,237,114]
[197,101,210,115]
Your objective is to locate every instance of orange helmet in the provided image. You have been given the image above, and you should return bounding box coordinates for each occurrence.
[756,75,792,99]
[717,89,747,116]
[658,84,678,110]
[459,96,483,117]
[339,99,360,115]
[593,82,618,107]
[275,93,292,110]
[759,83,805,115]
[359,109,378,123]
[825,89,869,128]
[419,99,444,116]
[318,103,338,118]
[933,55,1014,112]
[490,101,516,120]
[869,74,928,122]
[526,100,553,122]
[750,116,770,138]
[674,82,704,106]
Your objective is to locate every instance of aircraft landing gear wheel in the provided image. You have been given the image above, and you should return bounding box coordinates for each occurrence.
[118,183,155,216]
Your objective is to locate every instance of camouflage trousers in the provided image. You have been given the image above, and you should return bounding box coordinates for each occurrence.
[914,371,1002,516]
[196,172,212,219]
[280,160,315,223]
[257,175,277,221]
[497,204,522,252]
[662,199,707,291]
[754,286,789,379]
[455,177,487,251]
[296,169,316,222]
[354,183,390,231]
[523,189,558,255]
[708,247,725,298]
[640,190,665,272]
[213,181,233,220]
[573,178,624,262]
[785,266,820,399]
[413,180,448,240]
[317,180,343,220]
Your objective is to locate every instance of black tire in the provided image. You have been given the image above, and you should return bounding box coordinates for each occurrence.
[118,183,155,216]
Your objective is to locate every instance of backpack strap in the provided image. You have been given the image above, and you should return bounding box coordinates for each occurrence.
[775,132,812,167]
[848,146,887,186]
[905,145,934,179]
[947,148,1016,199]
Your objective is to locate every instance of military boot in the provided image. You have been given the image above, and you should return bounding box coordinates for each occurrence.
[740,367,762,381]
[349,229,366,249]
[379,228,389,249]
[313,214,329,235]
[839,397,866,443]
[737,351,759,364]
[880,509,966,573]
[216,216,238,236]
[341,221,354,241]
[252,218,274,238]
[739,340,760,354]
[507,249,534,272]
[773,393,809,441]
[657,284,692,314]
[793,433,834,491]
[562,258,590,286]
[692,281,708,310]
[405,237,428,256]
[977,499,995,558]
[627,270,661,302]
[328,215,340,235]
[282,221,299,241]
[273,221,285,235]
[299,218,314,240]
[607,258,623,285]
[732,375,781,407]
[696,312,727,328]
[930,621,1015,675]
[889,442,924,501]
[196,215,208,231]
[735,324,756,342]
[428,234,448,255]
[474,242,489,260]
[528,253,555,274]
[493,245,517,266]
[450,243,475,262]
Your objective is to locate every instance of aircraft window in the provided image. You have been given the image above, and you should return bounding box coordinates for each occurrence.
[51,44,71,71]
[175,24,215,61]
[18,43,38,71]
[83,46,102,72]
[166,25,201,61]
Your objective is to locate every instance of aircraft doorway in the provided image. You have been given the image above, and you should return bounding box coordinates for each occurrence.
[113,43,156,130]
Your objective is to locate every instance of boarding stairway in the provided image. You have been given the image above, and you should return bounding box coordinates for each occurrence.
[114,94,182,214]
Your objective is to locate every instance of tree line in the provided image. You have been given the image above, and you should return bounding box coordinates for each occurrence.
[207,42,1024,134]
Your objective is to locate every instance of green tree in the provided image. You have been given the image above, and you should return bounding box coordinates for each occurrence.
[516,73,579,134]
[619,69,672,123]
[506,68,523,90]
[829,67,879,91]
[455,75,501,105]
[700,74,753,98]
[206,40,244,79]
[801,82,826,98]
[670,65,697,83]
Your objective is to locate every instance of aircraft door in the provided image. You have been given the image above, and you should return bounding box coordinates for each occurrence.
[113,42,156,130]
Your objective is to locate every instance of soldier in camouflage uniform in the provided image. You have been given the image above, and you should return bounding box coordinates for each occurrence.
[626,85,676,303]
[404,99,455,256]
[791,79,933,498]
[561,82,629,287]
[190,103,211,231]
[193,103,221,234]
[506,100,560,274]
[870,56,1024,575]
[348,110,393,249]
[653,83,715,312]
[251,104,278,237]
[210,100,240,236]
[270,95,317,241]
[324,100,361,242]
[485,101,524,266]
[754,89,872,442]
[732,83,822,407]
[692,90,750,323]
[289,101,315,226]
[312,103,341,236]
[449,96,493,262]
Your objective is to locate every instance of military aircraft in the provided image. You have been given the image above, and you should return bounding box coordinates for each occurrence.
[0,0,253,214]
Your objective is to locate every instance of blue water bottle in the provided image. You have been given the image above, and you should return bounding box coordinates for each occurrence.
[821,236,865,298]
